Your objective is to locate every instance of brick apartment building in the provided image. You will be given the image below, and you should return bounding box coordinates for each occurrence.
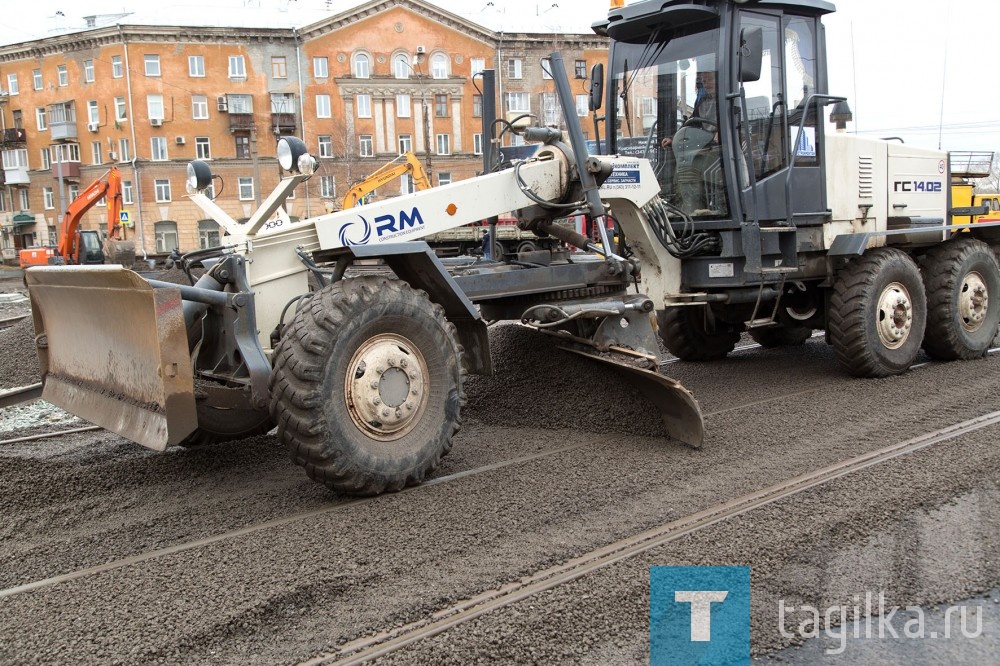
[0,0,608,262]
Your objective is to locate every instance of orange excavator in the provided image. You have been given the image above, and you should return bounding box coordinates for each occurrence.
[341,152,432,209]
[19,166,135,268]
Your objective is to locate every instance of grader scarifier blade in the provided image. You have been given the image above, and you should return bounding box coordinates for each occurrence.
[26,266,198,451]
[560,347,705,448]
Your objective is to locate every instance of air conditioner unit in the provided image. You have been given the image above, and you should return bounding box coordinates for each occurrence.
[217,96,228,112]
[87,122,99,132]
[150,118,163,127]
[175,136,186,145]
[415,45,426,54]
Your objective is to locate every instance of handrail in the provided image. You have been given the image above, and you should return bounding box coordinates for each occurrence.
[784,93,845,226]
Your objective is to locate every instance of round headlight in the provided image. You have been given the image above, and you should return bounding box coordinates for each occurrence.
[186,160,213,193]
[277,137,309,173]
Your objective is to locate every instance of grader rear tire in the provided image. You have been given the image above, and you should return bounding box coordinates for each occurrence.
[658,306,739,361]
[269,276,465,495]
[829,248,926,377]
[921,238,1000,360]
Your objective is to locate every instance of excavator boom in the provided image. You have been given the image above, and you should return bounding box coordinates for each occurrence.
[341,152,431,209]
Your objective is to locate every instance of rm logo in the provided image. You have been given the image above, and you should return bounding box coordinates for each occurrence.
[650,566,750,665]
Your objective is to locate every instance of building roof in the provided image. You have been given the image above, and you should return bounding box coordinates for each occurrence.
[0,0,615,47]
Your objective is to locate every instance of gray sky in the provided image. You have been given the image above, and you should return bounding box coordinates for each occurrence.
[2,0,999,155]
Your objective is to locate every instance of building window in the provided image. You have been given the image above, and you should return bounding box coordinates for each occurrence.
[196,137,211,159]
[154,179,172,202]
[316,94,331,118]
[431,53,448,79]
[84,60,95,82]
[235,135,250,159]
[507,58,522,79]
[88,100,99,125]
[3,148,28,170]
[112,56,123,78]
[5,73,17,96]
[238,177,254,200]
[396,94,411,118]
[228,94,252,114]
[192,95,208,120]
[119,138,131,162]
[43,187,54,210]
[313,56,328,78]
[473,133,483,155]
[541,57,552,79]
[144,55,161,77]
[155,221,178,253]
[69,184,80,201]
[32,69,42,90]
[359,135,373,157]
[270,92,296,115]
[115,97,127,121]
[575,59,587,79]
[400,173,414,195]
[320,175,336,198]
[398,134,412,155]
[49,143,80,164]
[19,189,29,210]
[356,94,372,118]
[438,172,452,186]
[506,92,530,113]
[271,56,287,78]
[198,220,220,249]
[318,135,333,158]
[189,55,205,77]
[394,53,410,79]
[147,95,164,121]
[91,141,102,164]
[151,137,168,161]
[353,53,370,79]
[435,94,448,117]
[57,65,68,86]
[40,148,50,170]
[471,58,485,76]
[473,95,482,118]
[576,94,589,117]
[542,93,559,126]
[122,180,134,204]
[36,108,47,131]
[229,55,246,79]
[436,133,450,155]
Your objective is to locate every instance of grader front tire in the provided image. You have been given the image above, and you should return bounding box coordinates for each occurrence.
[658,306,739,361]
[269,277,465,495]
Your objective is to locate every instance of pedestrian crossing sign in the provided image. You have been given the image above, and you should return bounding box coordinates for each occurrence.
[120,211,131,227]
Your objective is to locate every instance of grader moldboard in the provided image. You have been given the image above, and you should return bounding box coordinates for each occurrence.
[26,0,1000,496]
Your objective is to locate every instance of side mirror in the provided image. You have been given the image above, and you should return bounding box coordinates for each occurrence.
[739,26,763,83]
[588,63,604,112]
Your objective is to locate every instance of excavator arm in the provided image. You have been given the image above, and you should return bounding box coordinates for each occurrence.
[54,166,131,264]
[341,152,431,209]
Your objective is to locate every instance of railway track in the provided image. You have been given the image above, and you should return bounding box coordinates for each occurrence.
[305,409,1000,666]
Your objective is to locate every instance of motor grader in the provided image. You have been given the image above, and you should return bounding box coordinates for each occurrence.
[25,0,1000,496]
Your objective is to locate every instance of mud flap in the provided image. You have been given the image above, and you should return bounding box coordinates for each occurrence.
[559,347,705,448]
[26,265,197,450]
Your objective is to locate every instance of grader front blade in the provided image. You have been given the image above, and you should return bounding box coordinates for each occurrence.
[25,265,198,451]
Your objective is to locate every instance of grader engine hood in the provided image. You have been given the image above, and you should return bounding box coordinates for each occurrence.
[26,266,198,450]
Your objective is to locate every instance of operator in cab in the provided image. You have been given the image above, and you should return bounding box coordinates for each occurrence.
[660,65,722,215]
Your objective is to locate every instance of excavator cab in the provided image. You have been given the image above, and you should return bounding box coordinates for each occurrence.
[77,230,105,264]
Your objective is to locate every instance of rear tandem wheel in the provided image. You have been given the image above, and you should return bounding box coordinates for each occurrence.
[829,248,927,377]
[269,276,465,495]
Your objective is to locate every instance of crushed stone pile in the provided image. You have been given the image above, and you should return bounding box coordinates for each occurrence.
[463,323,669,437]
[0,318,41,390]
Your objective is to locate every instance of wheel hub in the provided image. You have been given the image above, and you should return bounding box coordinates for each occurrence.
[876,281,913,349]
[345,334,428,441]
[959,271,989,333]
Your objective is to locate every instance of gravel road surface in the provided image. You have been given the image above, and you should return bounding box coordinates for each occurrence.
[1,266,998,664]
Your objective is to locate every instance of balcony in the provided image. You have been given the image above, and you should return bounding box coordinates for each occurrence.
[52,161,81,180]
[3,167,29,185]
[47,102,78,142]
[228,113,255,133]
[50,121,79,142]
[271,113,296,135]
[1,128,26,146]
